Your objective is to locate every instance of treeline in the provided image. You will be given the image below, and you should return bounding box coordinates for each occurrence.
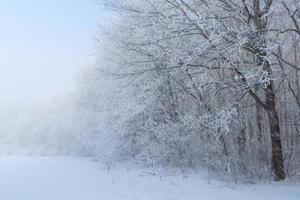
[84,0,299,182]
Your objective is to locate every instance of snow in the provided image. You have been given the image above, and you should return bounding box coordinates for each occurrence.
[0,157,299,200]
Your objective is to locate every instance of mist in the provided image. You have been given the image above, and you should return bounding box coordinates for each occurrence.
[0,0,102,108]
[0,0,107,156]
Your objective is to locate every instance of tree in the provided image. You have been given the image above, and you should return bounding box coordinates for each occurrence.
[96,0,300,181]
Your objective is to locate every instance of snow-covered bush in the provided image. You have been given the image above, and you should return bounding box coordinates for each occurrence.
[119,106,237,167]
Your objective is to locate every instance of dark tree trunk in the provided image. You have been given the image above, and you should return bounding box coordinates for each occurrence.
[255,86,263,142]
[255,50,286,180]
[264,80,286,181]
[249,0,286,181]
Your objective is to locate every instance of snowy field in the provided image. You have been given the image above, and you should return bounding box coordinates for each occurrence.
[0,157,299,200]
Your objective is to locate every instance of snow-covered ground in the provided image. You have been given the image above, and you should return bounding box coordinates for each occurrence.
[0,157,299,200]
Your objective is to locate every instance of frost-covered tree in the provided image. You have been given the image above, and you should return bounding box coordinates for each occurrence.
[67,0,300,182]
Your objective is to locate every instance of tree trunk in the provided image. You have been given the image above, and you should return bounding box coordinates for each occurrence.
[255,86,263,142]
[264,69,286,181]
[251,0,286,181]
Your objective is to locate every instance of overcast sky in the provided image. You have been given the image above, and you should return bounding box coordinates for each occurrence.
[0,0,104,109]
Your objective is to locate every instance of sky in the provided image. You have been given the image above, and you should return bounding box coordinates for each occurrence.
[0,0,105,109]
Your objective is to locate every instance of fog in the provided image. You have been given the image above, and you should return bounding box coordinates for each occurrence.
[0,0,108,156]
[0,0,103,109]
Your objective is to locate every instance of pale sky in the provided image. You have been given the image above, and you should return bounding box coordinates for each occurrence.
[0,0,105,108]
